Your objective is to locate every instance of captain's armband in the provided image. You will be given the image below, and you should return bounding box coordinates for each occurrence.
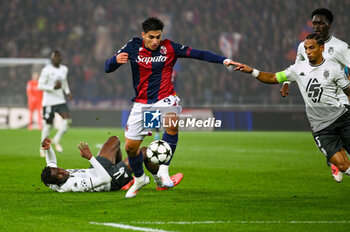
[276,71,288,83]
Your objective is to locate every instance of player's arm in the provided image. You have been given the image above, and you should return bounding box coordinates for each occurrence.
[104,53,129,73]
[26,82,33,103]
[42,138,58,167]
[38,69,55,91]
[105,39,134,73]
[186,48,240,66]
[171,41,239,66]
[234,64,279,84]
[335,68,350,100]
[77,142,112,185]
[280,44,305,97]
[61,68,73,101]
[337,43,350,68]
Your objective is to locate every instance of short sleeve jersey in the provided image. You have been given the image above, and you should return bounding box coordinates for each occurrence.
[296,36,350,104]
[38,64,70,106]
[276,59,350,132]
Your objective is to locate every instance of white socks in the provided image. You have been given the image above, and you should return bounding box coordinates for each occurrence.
[52,119,69,144]
[41,123,51,141]
[344,167,350,176]
[158,164,169,175]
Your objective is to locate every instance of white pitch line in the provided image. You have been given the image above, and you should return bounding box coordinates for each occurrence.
[132,221,230,224]
[130,220,350,224]
[90,222,176,232]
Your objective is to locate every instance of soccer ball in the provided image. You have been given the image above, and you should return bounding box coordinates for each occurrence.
[146,140,172,164]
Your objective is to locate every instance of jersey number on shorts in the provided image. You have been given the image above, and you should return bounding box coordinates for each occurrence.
[306,78,323,103]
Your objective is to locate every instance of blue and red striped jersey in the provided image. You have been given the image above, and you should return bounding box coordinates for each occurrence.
[105,37,226,104]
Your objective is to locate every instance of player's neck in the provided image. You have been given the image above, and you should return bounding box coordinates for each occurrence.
[52,63,60,68]
[310,57,324,66]
[323,34,330,42]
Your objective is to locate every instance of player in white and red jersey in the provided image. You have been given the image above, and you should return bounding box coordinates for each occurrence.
[105,17,239,198]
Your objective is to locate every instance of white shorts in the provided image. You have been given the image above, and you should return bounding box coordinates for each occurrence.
[125,95,182,140]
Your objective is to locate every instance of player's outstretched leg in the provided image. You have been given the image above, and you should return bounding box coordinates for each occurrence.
[159,131,178,187]
[156,173,183,191]
[125,139,149,198]
[125,173,150,198]
[329,149,350,181]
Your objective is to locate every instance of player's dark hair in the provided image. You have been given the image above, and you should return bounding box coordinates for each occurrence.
[142,17,164,33]
[51,50,60,56]
[41,166,65,186]
[311,8,334,24]
[306,33,325,46]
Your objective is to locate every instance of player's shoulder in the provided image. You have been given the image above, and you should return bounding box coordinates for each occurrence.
[60,64,68,71]
[42,63,52,71]
[297,41,305,49]
[162,39,171,44]
[293,58,307,67]
[329,36,349,48]
[130,37,143,45]
[325,59,342,71]
[160,39,174,47]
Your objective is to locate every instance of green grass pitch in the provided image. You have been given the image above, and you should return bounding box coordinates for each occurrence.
[1,128,350,232]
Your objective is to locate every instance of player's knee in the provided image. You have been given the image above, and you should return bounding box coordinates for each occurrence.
[165,127,178,135]
[338,163,350,172]
[107,135,120,146]
[125,144,138,156]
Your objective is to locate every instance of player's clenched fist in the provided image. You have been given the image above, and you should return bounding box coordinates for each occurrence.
[116,52,129,64]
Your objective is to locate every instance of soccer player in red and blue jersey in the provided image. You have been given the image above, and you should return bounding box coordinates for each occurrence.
[105,17,239,198]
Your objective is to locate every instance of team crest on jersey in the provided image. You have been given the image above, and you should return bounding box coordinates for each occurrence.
[160,46,167,55]
[328,47,334,55]
[323,70,330,79]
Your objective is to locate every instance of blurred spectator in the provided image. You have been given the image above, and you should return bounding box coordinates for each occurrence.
[0,0,349,107]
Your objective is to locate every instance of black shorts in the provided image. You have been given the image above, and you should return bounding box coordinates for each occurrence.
[43,103,69,124]
[95,156,133,191]
[313,110,350,160]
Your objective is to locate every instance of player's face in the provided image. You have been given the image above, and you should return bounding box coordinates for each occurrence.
[304,39,324,64]
[312,15,331,38]
[142,30,162,51]
[50,167,69,182]
[51,52,62,67]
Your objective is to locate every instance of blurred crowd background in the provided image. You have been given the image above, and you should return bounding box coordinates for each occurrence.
[1,0,349,108]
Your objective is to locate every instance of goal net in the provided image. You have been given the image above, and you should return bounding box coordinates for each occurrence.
[0,58,49,107]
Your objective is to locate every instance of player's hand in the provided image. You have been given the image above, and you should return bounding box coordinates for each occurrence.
[77,142,93,160]
[116,52,129,64]
[67,93,73,101]
[224,59,242,67]
[54,81,62,89]
[41,138,51,150]
[234,64,254,73]
[280,82,290,97]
